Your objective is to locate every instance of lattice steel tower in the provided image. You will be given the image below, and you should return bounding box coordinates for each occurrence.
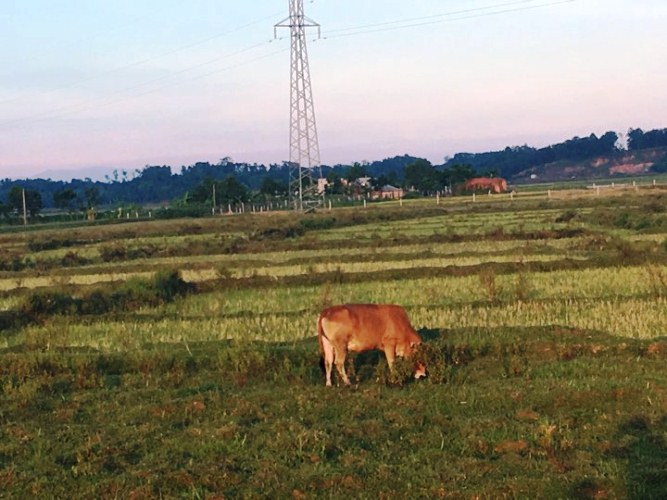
[275,0,323,211]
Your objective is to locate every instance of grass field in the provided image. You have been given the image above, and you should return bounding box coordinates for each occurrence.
[1,190,667,497]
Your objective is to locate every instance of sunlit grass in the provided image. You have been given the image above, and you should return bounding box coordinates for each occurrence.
[409,297,667,339]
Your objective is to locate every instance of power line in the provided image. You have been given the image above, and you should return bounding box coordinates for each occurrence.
[1,1,577,131]
[324,0,537,35]
[319,0,576,40]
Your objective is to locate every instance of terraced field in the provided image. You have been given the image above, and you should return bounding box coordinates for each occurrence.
[1,192,667,497]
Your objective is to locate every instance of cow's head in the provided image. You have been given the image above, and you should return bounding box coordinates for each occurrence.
[414,361,426,379]
[411,341,427,379]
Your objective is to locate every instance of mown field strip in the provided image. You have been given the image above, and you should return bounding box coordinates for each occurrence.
[317,218,579,240]
[319,209,584,234]
[13,313,315,351]
[409,297,667,339]
[0,234,587,282]
[28,232,232,260]
[229,254,584,279]
[11,294,665,352]
[171,265,667,317]
[0,251,582,292]
[0,272,155,292]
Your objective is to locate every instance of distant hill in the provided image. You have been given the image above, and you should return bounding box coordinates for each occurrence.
[511,147,667,183]
[442,128,667,182]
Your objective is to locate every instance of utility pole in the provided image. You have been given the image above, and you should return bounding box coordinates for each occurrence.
[22,188,27,226]
[275,0,323,211]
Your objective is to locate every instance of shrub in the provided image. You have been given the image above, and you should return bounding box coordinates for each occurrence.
[27,238,74,252]
[300,217,336,231]
[479,268,501,303]
[555,210,578,223]
[60,251,89,267]
[99,243,128,262]
[80,290,112,315]
[254,225,305,240]
[221,236,247,255]
[20,291,79,320]
[0,254,26,272]
[646,265,667,297]
[608,237,653,262]
[152,269,193,302]
[111,277,156,309]
[128,244,158,260]
[15,270,194,325]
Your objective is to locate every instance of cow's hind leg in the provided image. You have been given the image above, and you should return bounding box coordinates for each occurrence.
[320,334,335,387]
[333,344,351,386]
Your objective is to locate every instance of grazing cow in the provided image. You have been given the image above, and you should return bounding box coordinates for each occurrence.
[317,304,426,386]
[464,177,508,194]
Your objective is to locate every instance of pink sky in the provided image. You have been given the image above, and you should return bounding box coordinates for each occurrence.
[1,0,665,180]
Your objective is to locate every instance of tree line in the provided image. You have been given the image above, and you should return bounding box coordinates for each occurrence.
[1,127,666,220]
[444,128,667,178]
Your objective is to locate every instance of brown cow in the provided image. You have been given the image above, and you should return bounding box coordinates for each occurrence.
[317,304,426,386]
[464,177,508,194]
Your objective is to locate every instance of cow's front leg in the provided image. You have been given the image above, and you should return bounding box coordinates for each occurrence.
[383,342,397,372]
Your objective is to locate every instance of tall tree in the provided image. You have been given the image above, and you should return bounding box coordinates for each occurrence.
[442,164,475,187]
[84,187,100,208]
[0,201,10,219]
[259,177,288,197]
[345,162,367,182]
[217,175,250,205]
[53,188,77,211]
[404,159,439,194]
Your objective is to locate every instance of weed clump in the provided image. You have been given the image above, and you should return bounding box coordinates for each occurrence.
[555,210,578,223]
[60,251,89,267]
[99,243,128,262]
[14,270,193,326]
[479,268,502,303]
[254,225,305,240]
[0,253,28,272]
[20,291,79,320]
[299,217,336,231]
[646,265,667,297]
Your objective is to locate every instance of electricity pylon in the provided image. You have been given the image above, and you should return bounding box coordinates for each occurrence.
[275,0,323,211]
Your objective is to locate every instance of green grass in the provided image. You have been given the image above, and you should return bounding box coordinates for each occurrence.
[1,190,667,496]
[1,329,666,497]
